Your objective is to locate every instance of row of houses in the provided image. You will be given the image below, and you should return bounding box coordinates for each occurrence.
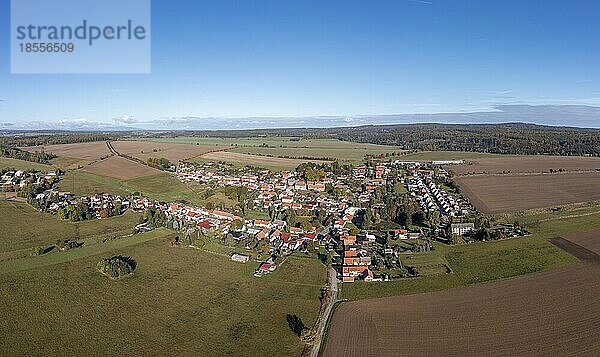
[1,170,57,191]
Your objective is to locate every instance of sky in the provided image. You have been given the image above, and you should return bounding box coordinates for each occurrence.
[1,0,600,130]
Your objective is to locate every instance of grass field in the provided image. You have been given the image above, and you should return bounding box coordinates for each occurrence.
[58,170,205,204]
[340,235,577,300]
[0,201,140,258]
[0,157,54,171]
[0,234,327,356]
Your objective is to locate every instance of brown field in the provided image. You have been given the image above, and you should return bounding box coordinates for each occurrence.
[455,172,600,213]
[111,140,230,162]
[82,156,160,179]
[556,230,600,256]
[200,151,330,169]
[22,141,112,161]
[324,232,600,357]
[451,155,600,176]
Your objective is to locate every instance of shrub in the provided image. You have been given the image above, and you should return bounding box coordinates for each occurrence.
[96,256,137,279]
[31,246,45,256]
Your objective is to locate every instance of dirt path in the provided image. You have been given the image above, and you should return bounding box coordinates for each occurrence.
[312,267,338,357]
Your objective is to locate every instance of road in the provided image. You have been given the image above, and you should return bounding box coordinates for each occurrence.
[311,266,338,357]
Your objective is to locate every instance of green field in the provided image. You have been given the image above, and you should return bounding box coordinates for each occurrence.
[0,157,55,171]
[341,235,577,300]
[145,137,402,163]
[145,136,396,149]
[0,201,140,258]
[58,170,205,205]
[0,233,327,356]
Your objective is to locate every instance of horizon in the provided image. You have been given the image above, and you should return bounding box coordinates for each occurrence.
[2,104,600,131]
[2,0,600,129]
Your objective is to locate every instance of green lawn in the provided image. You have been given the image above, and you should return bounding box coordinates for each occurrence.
[0,157,54,171]
[0,234,327,356]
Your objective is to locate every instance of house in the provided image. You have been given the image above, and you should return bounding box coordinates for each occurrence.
[451,223,475,236]
[231,253,250,263]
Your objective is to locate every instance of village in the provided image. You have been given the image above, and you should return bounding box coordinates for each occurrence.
[173,159,486,282]
[10,157,527,283]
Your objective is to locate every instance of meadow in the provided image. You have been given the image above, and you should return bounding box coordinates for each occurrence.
[0,201,140,258]
[0,157,55,171]
[57,170,206,205]
[0,235,327,356]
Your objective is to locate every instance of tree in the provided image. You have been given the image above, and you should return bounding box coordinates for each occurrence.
[230,219,243,231]
[96,256,137,279]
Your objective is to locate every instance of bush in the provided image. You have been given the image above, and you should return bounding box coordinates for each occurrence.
[31,246,45,256]
[96,256,137,279]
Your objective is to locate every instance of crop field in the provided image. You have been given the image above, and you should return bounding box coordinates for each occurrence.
[324,233,600,357]
[455,172,600,213]
[111,140,230,162]
[146,136,401,163]
[0,157,54,171]
[0,233,327,356]
[22,141,112,162]
[145,136,397,149]
[82,156,160,179]
[397,150,505,161]
[451,155,600,176]
[198,151,330,170]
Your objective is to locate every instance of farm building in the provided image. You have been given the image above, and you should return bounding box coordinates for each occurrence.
[451,223,475,236]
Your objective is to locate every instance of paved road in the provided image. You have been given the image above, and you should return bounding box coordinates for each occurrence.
[311,266,338,357]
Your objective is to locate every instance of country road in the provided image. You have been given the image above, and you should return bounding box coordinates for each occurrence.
[311,266,338,357]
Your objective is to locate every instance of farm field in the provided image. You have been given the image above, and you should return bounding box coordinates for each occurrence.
[197,151,329,170]
[82,156,160,179]
[0,235,327,356]
[111,140,230,162]
[397,150,506,161]
[145,136,398,150]
[22,141,112,162]
[324,232,600,356]
[451,155,600,176]
[0,157,54,171]
[455,172,600,213]
[146,136,402,163]
[0,201,140,258]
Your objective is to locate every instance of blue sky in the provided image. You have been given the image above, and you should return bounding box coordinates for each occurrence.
[1,0,600,129]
